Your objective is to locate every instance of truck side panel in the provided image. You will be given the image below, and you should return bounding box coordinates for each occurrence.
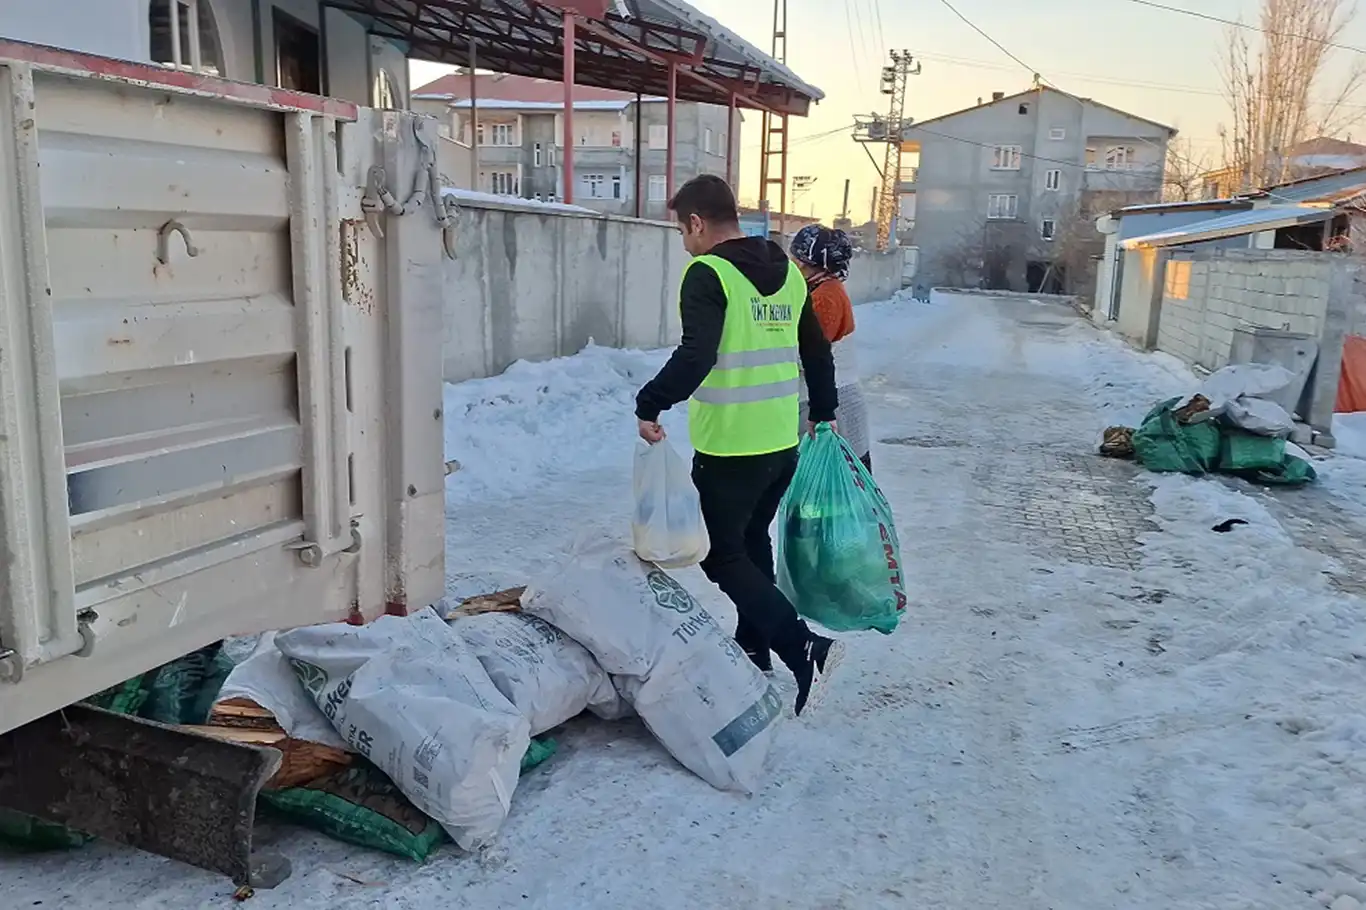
[0,47,446,733]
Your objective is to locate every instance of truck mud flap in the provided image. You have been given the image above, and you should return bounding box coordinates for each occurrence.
[0,703,290,888]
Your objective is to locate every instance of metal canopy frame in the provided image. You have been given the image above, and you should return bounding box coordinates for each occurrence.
[321,0,816,117]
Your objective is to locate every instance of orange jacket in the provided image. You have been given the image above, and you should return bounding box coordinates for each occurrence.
[808,277,855,344]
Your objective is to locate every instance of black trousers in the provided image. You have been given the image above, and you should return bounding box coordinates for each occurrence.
[692,447,810,663]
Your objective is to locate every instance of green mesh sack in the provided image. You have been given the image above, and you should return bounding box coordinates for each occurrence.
[776,424,905,634]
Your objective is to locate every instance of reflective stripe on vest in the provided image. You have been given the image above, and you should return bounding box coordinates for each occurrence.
[687,254,808,457]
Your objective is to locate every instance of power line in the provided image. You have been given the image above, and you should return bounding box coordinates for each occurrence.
[870,0,888,59]
[843,2,866,89]
[1116,0,1366,56]
[934,0,1042,82]
[929,0,1181,169]
[743,122,856,154]
[910,48,1366,115]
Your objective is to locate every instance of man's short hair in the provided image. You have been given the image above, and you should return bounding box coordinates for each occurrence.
[668,174,740,226]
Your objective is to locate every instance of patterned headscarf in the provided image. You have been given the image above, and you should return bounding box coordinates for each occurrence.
[789,224,853,281]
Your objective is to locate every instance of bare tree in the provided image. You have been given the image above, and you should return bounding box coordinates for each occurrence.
[1219,0,1366,192]
[932,225,987,289]
[1164,139,1212,202]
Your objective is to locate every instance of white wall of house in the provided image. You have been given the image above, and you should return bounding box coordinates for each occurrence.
[0,0,148,62]
[0,0,406,108]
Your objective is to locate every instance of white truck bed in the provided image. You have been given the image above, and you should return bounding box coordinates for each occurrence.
[0,40,448,734]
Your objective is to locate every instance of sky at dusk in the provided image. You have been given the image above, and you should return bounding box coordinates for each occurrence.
[411,0,1366,222]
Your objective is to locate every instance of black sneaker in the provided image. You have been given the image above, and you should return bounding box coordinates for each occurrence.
[792,636,845,717]
[744,648,774,675]
[735,622,773,674]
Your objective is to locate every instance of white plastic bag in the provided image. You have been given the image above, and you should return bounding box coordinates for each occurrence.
[1224,396,1295,438]
[214,631,346,748]
[451,611,630,735]
[523,540,781,794]
[1186,363,1296,421]
[276,609,531,851]
[632,441,710,568]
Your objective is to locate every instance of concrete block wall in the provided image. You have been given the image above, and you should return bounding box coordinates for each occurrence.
[847,251,906,305]
[441,199,686,382]
[1155,249,1337,371]
[1155,258,1210,367]
[439,198,909,383]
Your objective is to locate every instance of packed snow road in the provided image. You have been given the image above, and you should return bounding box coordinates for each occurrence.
[8,292,1366,910]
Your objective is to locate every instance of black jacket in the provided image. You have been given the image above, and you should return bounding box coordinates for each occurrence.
[635,236,838,426]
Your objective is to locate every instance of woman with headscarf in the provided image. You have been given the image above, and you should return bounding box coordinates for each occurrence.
[789,224,872,472]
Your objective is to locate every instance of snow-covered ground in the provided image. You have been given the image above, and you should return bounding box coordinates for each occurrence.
[8,292,1366,910]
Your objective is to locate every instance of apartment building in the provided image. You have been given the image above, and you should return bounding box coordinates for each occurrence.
[413,72,738,218]
[900,86,1175,295]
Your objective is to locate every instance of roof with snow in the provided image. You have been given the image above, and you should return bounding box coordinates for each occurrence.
[903,85,1176,137]
[1121,205,1335,250]
[413,73,665,110]
[328,0,822,116]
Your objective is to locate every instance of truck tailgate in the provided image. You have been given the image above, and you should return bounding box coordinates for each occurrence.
[0,42,446,733]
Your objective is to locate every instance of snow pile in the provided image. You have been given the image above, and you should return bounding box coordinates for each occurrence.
[1333,413,1366,459]
[17,291,1366,908]
[443,343,671,500]
[441,187,595,215]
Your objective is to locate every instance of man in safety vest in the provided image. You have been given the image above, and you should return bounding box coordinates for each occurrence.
[635,175,845,716]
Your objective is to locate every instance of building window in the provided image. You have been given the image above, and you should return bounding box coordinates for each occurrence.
[1041,219,1056,240]
[1164,260,1192,300]
[1104,145,1134,169]
[482,122,515,147]
[611,130,623,148]
[648,174,668,202]
[704,128,714,154]
[648,124,669,150]
[485,171,518,196]
[719,131,727,156]
[612,175,623,200]
[1049,128,1066,140]
[581,172,609,198]
[372,69,398,109]
[1045,169,1061,191]
[987,194,1018,219]
[534,143,543,167]
[273,9,321,95]
[991,145,1022,170]
[149,0,223,76]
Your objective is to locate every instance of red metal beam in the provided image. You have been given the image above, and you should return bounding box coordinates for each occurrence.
[572,18,787,115]
[337,0,818,116]
[535,0,611,15]
[726,92,737,186]
[666,61,677,203]
[562,12,576,205]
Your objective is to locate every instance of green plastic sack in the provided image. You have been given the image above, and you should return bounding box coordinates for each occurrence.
[260,762,447,862]
[1241,456,1317,486]
[261,738,558,862]
[140,642,234,726]
[0,813,93,853]
[776,424,905,634]
[1218,429,1287,473]
[521,736,558,773]
[1132,398,1221,475]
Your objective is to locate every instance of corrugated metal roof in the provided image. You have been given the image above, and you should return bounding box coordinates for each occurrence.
[1121,205,1334,249]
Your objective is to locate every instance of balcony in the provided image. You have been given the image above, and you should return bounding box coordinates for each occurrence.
[897,165,918,194]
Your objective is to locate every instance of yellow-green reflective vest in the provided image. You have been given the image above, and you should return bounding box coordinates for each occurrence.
[687,254,807,457]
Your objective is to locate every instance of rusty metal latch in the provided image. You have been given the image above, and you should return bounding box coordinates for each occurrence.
[156,219,199,264]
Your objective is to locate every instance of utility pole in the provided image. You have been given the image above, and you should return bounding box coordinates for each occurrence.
[792,175,816,214]
[875,50,920,252]
[757,0,789,238]
[841,178,851,221]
